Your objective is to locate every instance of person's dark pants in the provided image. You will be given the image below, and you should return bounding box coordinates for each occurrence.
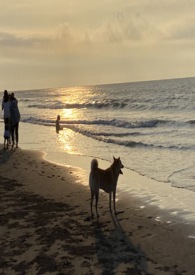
[11,122,19,144]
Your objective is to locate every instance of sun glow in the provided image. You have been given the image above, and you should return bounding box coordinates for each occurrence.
[62,108,75,120]
[57,128,78,154]
[54,86,93,154]
[58,87,90,121]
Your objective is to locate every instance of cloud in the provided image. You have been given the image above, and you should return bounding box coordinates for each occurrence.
[0,30,57,65]
[0,31,48,48]
[55,11,195,48]
[1,0,195,89]
[92,13,153,43]
[54,13,160,49]
[164,19,195,41]
[1,2,195,56]
[1,8,195,64]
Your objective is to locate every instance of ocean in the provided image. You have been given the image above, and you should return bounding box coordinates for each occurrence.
[1,77,195,223]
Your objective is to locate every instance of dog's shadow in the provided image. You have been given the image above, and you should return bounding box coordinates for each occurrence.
[93,212,148,274]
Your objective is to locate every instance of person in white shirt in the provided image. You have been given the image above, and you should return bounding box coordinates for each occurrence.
[2,90,11,123]
[4,117,10,149]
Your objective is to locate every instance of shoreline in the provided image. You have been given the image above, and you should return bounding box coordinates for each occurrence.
[1,120,195,226]
[0,145,195,274]
[44,150,195,225]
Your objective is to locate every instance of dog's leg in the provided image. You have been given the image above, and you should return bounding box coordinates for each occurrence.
[109,192,112,212]
[113,190,117,214]
[95,191,100,218]
[90,190,94,218]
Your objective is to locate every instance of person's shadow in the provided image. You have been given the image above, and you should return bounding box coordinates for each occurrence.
[0,146,16,164]
[94,212,148,275]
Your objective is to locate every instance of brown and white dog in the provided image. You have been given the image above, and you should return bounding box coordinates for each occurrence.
[89,157,124,218]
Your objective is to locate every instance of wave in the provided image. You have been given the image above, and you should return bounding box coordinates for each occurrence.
[61,124,194,151]
[21,116,194,151]
[83,118,161,128]
[27,101,189,111]
[27,101,129,110]
[188,120,195,125]
[26,99,194,112]
[22,116,164,129]
[22,116,195,130]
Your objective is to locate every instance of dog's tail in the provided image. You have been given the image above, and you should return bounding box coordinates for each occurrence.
[91,158,98,173]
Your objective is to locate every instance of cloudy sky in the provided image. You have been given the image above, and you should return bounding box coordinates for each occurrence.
[1,0,195,90]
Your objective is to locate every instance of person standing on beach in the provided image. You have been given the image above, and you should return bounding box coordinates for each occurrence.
[2,90,11,123]
[3,117,10,149]
[10,93,20,148]
[2,89,9,109]
[56,115,63,133]
[2,90,11,145]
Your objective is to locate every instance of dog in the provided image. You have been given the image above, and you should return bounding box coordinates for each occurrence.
[89,157,124,218]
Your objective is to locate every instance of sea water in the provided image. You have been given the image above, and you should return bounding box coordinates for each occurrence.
[1,77,195,223]
[13,77,195,190]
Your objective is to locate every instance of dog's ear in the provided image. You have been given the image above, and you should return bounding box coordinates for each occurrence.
[113,156,116,161]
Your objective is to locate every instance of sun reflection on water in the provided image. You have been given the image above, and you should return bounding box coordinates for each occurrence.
[55,93,82,154]
[54,86,95,154]
[57,128,78,154]
[62,108,76,120]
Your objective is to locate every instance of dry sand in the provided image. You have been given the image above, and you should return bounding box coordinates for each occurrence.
[0,145,195,275]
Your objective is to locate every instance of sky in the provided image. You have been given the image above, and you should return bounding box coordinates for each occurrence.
[1,0,195,90]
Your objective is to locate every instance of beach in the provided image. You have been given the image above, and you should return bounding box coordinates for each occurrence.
[0,145,195,275]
